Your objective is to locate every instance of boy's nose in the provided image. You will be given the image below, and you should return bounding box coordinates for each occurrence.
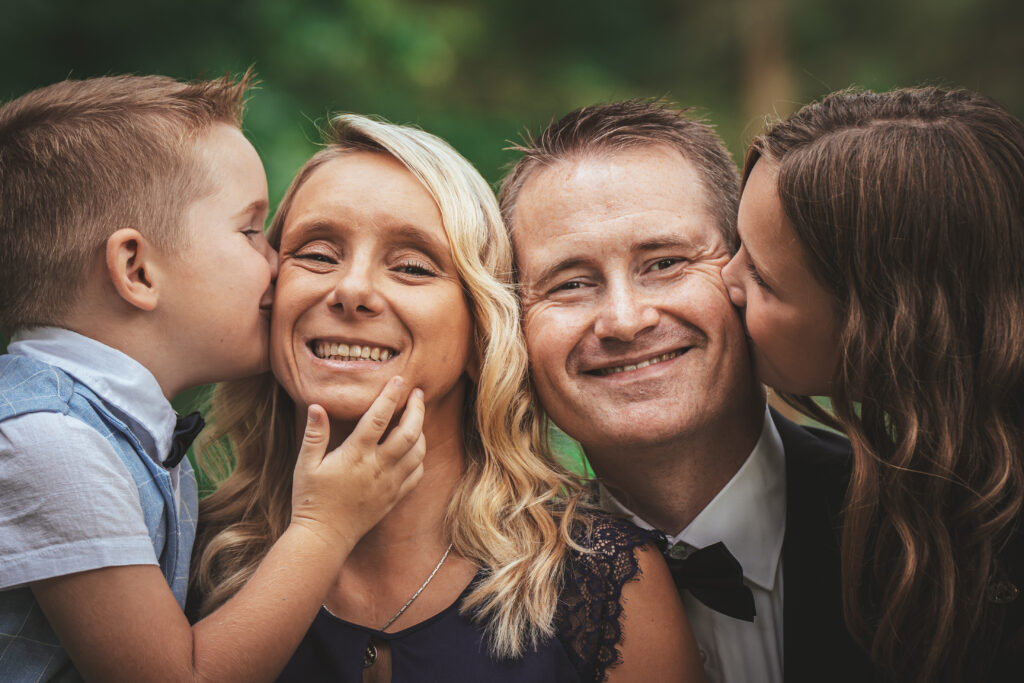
[266,246,280,279]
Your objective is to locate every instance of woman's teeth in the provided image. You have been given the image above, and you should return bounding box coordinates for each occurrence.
[313,341,393,361]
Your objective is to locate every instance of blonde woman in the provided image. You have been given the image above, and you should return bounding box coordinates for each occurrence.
[190,114,702,682]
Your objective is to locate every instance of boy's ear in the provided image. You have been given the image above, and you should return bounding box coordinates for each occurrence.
[105,228,161,311]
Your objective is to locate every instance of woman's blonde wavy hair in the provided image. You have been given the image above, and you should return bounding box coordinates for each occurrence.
[190,114,589,658]
[750,87,1024,682]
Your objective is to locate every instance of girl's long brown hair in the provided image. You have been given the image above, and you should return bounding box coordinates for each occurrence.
[750,88,1024,682]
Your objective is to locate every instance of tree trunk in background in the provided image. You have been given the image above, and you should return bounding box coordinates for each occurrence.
[737,0,806,423]
[739,0,796,138]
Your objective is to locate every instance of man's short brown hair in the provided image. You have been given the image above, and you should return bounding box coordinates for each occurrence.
[499,98,740,252]
[0,71,253,333]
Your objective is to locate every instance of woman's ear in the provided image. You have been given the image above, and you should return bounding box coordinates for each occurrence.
[105,228,160,311]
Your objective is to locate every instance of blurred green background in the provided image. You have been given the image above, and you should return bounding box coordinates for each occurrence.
[1,0,1021,471]
[2,0,1021,204]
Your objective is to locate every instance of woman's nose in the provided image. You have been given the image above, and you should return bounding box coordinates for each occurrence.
[326,263,384,316]
[721,250,747,308]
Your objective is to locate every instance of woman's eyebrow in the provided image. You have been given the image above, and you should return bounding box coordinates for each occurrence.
[282,221,333,243]
[388,224,451,264]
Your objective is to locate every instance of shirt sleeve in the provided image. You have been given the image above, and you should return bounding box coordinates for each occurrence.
[0,411,158,590]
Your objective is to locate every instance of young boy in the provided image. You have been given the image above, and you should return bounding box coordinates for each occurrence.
[0,73,426,681]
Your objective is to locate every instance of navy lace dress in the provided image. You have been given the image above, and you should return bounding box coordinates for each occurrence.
[277,516,656,682]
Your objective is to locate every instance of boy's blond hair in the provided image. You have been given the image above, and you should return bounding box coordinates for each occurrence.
[0,71,254,333]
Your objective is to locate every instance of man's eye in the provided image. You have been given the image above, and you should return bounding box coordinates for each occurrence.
[650,258,684,271]
[554,280,583,291]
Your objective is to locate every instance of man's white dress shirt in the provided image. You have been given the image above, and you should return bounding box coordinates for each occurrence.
[600,408,786,683]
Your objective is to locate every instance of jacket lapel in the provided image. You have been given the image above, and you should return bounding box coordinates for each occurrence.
[775,410,872,682]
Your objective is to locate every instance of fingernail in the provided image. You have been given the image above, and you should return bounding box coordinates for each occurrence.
[307,405,320,423]
[392,376,405,389]
[413,388,424,400]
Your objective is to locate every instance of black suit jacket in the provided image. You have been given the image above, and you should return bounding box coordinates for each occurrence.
[776,410,1024,682]
[774,409,873,683]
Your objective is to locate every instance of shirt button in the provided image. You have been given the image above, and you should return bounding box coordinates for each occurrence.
[699,649,708,663]
[667,542,690,560]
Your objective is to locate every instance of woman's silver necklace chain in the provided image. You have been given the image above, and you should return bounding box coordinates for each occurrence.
[322,542,455,669]
[379,542,454,631]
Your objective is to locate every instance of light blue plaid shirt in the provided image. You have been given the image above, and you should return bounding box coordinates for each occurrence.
[0,327,198,681]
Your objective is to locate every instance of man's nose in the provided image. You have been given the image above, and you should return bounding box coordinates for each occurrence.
[721,250,747,308]
[593,282,658,342]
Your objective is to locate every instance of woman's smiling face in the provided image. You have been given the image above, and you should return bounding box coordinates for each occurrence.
[270,151,474,425]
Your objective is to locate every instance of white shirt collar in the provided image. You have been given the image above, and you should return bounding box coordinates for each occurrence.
[600,406,787,590]
[9,327,178,464]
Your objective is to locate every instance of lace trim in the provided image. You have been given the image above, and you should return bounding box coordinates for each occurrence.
[555,515,659,682]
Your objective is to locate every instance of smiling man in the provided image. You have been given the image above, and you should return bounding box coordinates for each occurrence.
[499,100,869,683]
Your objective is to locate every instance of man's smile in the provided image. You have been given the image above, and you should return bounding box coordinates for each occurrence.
[583,347,689,376]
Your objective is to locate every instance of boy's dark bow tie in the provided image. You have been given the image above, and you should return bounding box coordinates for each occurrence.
[164,411,205,469]
[662,540,756,622]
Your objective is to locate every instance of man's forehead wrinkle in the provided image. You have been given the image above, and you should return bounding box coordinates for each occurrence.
[517,205,721,261]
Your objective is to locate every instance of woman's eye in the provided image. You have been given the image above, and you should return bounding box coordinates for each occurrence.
[395,260,436,277]
[295,251,335,264]
[747,262,770,289]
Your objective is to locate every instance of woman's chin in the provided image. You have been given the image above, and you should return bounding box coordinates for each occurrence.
[311,399,374,422]
[324,409,374,426]
[289,380,396,417]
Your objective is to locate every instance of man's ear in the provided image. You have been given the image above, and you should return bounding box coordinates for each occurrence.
[105,228,160,311]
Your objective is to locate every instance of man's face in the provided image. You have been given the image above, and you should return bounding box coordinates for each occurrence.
[514,145,757,454]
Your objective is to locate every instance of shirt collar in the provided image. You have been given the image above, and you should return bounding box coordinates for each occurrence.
[599,406,787,590]
[9,327,178,464]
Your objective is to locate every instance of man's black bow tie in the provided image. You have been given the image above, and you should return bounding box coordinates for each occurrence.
[164,411,205,469]
[662,540,756,622]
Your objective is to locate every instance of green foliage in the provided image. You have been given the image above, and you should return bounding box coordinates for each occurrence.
[3,0,1019,204]
[549,424,593,478]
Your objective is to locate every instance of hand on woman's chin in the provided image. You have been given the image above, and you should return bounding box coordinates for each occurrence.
[306,384,412,427]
